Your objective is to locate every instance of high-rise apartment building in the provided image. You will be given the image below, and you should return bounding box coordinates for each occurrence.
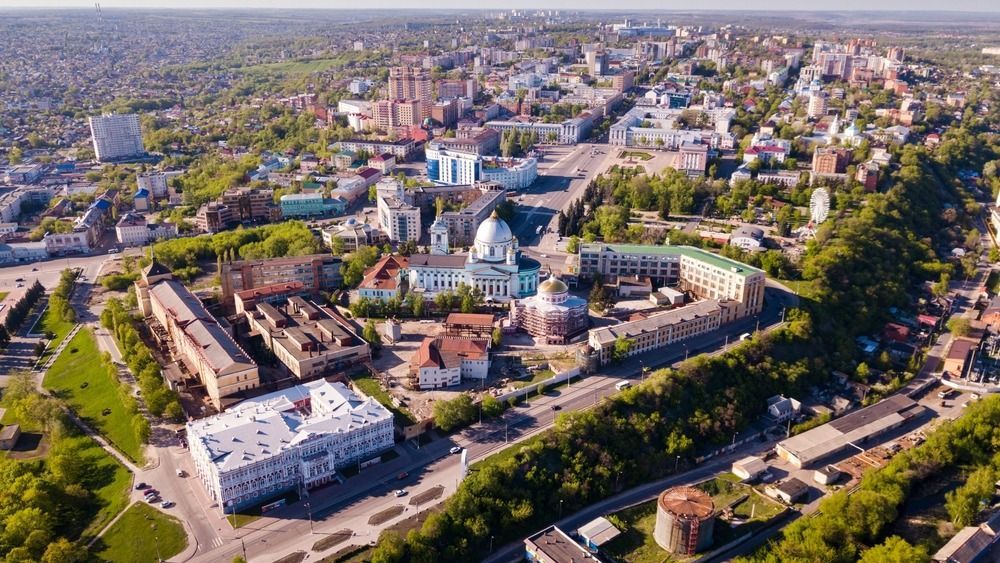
[89,113,144,162]
[388,67,432,118]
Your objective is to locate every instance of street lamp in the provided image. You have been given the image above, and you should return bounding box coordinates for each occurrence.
[559,499,564,519]
[683,343,689,361]
[675,455,680,473]
[305,501,314,534]
[490,535,495,553]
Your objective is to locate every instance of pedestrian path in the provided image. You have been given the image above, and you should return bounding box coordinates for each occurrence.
[32,322,81,372]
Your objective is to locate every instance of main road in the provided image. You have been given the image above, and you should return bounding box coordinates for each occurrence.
[509,143,618,272]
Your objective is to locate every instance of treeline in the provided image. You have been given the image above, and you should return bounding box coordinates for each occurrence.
[3,280,44,334]
[371,313,823,561]
[739,396,1000,562]
[100,298,183,421]
[348,283,484,319]
[48,269,78,325]
[0,373,102,563]
[152,221,321,280]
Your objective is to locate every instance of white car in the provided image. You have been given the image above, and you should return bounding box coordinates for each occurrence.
[394,489,407,497]
[449,446,462,455]
[161,500,174,509]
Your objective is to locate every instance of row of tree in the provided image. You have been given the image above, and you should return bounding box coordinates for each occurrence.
[47,269,78,327]
[153,220,321,275]
[100,298,184,422]
[3,280,45,335]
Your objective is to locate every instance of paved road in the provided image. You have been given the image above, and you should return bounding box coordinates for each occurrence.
[510,143,617,273]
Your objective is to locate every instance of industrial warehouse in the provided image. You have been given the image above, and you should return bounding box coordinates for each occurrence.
[776,395,924,468]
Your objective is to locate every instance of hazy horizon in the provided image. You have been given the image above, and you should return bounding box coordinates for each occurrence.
[2,1,999,12]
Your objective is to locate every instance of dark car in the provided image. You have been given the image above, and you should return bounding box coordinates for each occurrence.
[135,482,148,490]
[549,405,561,411]
[397,472,408,480]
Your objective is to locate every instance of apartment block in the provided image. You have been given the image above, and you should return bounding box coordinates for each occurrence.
[89,113,144,162]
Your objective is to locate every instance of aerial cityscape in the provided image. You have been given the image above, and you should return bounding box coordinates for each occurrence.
[1,5,1000,563]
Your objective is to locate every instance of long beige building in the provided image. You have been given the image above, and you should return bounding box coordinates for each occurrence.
[588,300,723,364]
[137,261,259,409]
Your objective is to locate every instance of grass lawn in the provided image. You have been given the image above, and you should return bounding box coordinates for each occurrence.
[94,502,187,563]
[350,374,416,425]
[0,291,8,301]
[34,304,76,363]
[602,500,676,563]
[774,277,814,297]
[618,150,654,161]
[511,369,556,389]
[42,329,145,464]
[240,58,341,75]
[78,436,133,540]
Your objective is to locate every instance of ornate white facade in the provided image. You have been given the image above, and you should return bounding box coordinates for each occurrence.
[407,212,540,302]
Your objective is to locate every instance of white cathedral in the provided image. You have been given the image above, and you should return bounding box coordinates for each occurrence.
[406,211,541,302]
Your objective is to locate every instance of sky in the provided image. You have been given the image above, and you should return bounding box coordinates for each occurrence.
[2,1,998,10]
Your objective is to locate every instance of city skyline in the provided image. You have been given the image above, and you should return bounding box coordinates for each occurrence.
[3,1,1000,11]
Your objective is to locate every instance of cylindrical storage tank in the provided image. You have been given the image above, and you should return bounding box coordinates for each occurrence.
[653,486,716,555]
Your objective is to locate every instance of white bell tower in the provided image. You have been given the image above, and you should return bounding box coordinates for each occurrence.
[430,216,449,255]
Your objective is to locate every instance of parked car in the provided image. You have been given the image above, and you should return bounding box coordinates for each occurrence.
[146,496,160,504]
[394,489,407,497]
[449,446,462,455]
[161,501,174,509]
[176,469,186,477]
[135,482,148,490]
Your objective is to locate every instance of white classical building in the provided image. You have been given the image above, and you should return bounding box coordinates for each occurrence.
[187,380,394,512]
[377,192,421,243]
[407,212,540,302]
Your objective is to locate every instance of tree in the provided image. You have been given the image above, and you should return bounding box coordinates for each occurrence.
[611,336,632,363]
[566,235,580,254]
[132,414,151,444]
[8,146,23,165]
[491,327,503,348]
[432,395,476,432]
[946,317,971,337]
[372,530,406,563]
[859,537,929,563]
[41,539,86,563]
[363,319,382,351]
[341,246,380,287]
[589,279,611,313]
[481,394,503,418]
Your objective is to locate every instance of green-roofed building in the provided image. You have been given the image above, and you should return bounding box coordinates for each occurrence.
[577,242,765,323]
